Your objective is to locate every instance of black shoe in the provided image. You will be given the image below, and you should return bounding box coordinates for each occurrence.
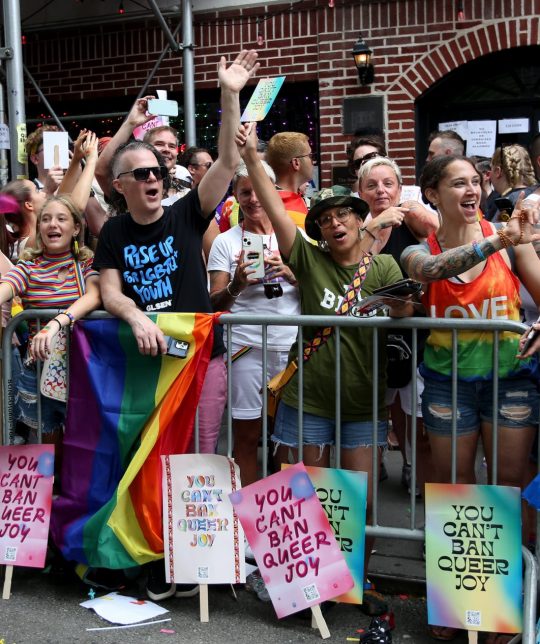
[146,561,175,601]
[175,584,199,598]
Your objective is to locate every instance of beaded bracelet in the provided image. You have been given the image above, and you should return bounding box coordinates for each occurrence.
[226,281,240,298]
[496,228,513,249]
[59,311,75,326]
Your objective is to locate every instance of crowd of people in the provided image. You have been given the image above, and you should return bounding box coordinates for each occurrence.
[2,47,540,641]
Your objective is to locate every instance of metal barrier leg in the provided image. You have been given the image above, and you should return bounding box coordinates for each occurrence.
[522,546,538,644]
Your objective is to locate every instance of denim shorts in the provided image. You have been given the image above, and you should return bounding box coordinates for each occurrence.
[422,376,539,436]
[15,361,66,439]
[272,401,388,450]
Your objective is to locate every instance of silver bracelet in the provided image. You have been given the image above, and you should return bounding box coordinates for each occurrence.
[226,281,240,298]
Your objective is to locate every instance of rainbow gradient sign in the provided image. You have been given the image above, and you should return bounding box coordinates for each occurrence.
[425,483,522,634]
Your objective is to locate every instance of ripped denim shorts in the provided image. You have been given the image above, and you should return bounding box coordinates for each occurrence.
[422,375,539,436]
[272,401,388,450]
[15,361,66,439]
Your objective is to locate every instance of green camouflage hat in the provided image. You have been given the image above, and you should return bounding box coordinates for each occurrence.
[305,185,369,241]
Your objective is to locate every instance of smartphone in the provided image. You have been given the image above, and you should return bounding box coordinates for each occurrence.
[519,318,540,357]
[372,278,422,298]
[163,335,190,358]
[242,234,265,280]
[148,98,179,117]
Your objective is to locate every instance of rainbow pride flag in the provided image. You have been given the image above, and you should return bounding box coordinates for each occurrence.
[50,313,217,569]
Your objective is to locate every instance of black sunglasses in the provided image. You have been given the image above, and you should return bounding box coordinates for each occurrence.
[116,166,168,181]
[263,283,283,299]
[352,152,384,171]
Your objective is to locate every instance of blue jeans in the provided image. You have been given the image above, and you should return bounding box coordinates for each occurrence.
[422,376,539,436]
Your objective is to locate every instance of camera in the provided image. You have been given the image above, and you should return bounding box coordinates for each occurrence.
[164,335,190,359]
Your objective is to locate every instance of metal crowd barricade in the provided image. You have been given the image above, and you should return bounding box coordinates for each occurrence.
[0,311,537,641]
[219,313,538,644]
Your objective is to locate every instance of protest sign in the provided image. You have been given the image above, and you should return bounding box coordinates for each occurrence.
[162,453,245,585]
[43,131,69,169]
[306,466,367,604]
[241,76,286,122]
[425,483,522,634]
[230,462,354,619]
[133,116,165,141]
[0,444,54,568]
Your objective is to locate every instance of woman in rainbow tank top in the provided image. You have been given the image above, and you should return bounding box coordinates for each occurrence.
[401,155,540,485]
[401,155,540,641]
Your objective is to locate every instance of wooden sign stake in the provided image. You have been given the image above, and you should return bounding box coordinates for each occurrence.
[2,565,13,599]
[310,604,330,639]
[199,584,209,623]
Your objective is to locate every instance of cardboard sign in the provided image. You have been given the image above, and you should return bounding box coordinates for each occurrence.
[303,465,367,604]
[133,116,165,141]
[241,76,286,122]
[0,444,54,568]
[162,454,245,585]
[425,483,522,634]
[230,462,354,618]
[43,131,69,169]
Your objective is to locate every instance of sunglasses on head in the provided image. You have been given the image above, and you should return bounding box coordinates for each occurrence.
[116,166,168,181]
[352,151,384,171]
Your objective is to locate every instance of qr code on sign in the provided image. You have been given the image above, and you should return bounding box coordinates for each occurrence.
[302,583,320,602]
[465,610,481,627]
[4,546,17,562]
[197,566,209,580]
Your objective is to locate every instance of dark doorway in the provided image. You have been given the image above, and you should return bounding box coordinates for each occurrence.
[415,45,540,176]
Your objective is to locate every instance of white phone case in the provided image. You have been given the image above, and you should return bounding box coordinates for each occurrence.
[242,233,265,280]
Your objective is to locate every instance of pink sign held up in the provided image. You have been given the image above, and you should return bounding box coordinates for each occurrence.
[229,462,353,619]
[0,444,54,568]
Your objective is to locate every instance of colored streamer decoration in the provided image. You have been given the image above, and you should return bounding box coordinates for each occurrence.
[162,454,245,585]
[425,483,522,634]
[230,462,354,618]
[0,444,55,568]
[50,313,216,569]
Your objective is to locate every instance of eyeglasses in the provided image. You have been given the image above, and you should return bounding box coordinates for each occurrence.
[353,151,384,171]
[263,283,283,299]
[316,207,354,229]
[190,161,213,169]
[116,166,168,181]
[290,152,315,164]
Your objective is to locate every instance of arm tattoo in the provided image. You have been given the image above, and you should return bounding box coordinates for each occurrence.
[400,238,499,283]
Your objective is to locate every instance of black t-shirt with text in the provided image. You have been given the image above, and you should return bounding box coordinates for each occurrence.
[93,188,224,355]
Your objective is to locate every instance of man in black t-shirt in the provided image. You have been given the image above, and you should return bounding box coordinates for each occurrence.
[92,49,260,601]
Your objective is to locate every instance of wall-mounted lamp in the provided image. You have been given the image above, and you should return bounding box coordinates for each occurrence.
[351,35,374,86]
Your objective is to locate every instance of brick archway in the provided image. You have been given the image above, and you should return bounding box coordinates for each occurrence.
[386,16,540,181]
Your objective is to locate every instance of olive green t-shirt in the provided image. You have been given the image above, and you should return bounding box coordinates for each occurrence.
[282,231,403,421]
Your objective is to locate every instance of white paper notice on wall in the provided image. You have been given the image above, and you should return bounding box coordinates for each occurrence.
[498,118,529,134]
[0,123,10,150]
[466,120,497,157]
[438,120,468,141]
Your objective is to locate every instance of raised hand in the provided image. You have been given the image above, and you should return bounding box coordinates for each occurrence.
[126,95,156,128]
[218,49,260,93]
[72,129,89,164]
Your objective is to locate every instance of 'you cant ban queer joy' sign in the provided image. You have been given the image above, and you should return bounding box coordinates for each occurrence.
[230,462,353,618]
[425,483,522,634]
[0,444,55,568]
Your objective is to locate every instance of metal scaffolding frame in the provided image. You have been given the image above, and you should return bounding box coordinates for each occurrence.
[0,0,196,182]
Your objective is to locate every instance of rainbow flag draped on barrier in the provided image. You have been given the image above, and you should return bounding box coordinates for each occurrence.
[50,313,216,569]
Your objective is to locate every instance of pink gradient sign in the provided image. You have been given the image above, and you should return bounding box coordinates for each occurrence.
[229,462,354,618]
[0,444,54,568]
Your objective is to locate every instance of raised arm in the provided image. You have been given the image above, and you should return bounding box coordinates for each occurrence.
[95,95,156,197]
[58,131,99,212]
[198,50,259,217]
[57,129,87,196]
[238,123,297,259]
[401,199,540,282]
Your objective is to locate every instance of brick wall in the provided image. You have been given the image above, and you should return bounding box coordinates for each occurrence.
[23,0,540,183]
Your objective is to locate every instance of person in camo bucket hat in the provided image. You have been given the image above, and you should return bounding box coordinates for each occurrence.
[305,185,369,241]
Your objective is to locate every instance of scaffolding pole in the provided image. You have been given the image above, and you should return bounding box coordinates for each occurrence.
[182,0,196,147]
[2,0,27,179]
[0,81,9,187]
